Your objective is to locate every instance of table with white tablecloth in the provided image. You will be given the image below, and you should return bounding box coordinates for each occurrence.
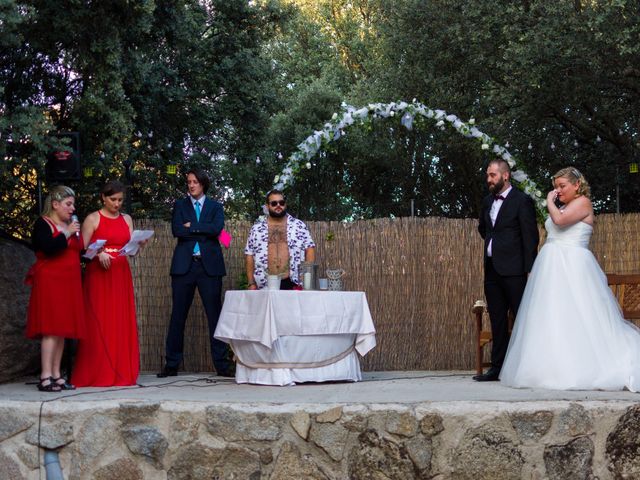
[214,290,377,385]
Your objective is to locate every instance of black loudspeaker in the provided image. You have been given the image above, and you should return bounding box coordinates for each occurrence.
[45,132,81,181]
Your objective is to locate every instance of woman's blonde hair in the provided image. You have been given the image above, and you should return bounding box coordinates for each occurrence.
[552,167,591,199]
[42,185,75,217]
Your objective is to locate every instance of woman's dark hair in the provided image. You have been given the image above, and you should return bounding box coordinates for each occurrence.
[187,169,210,194]
[101,180,126,197]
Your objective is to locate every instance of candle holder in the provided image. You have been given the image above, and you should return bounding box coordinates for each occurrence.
[299,262,319,290]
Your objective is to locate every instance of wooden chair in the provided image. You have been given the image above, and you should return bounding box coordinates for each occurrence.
[471,300,513,375]
[606,273,640,323]
[471,273,640,375]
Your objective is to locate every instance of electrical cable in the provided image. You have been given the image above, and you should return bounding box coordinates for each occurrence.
[360,372,471,382]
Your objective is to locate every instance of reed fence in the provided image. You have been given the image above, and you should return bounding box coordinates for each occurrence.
[130,213,640,373]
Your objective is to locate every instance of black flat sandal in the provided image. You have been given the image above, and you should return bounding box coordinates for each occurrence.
[52,377,76,390]
[37,377,62,392]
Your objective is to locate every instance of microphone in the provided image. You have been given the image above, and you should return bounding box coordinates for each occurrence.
[71,215,80,238]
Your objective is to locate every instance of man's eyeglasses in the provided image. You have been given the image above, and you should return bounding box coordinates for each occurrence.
[269,200,286,207]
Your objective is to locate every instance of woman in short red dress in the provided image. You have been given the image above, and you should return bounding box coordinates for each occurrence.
[26,185,84,392]
[72,180,140,386]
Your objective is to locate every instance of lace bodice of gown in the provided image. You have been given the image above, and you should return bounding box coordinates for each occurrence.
[544,217,592,248]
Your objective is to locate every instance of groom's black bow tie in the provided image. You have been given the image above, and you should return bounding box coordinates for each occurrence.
[494,194,505,201]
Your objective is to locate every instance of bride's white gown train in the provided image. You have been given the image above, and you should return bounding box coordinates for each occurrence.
[500,218,640,391]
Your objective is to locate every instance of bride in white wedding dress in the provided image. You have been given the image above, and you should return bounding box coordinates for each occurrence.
[500,167,640,391]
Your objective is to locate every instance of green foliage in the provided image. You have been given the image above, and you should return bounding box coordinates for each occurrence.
[1,0,284,238]
[2,0,639,240]
[353,0,640,214]
[236,270,249,290]
[264,0,639,219]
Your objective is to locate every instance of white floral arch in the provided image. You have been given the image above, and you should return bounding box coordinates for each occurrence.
[273,100,546,216]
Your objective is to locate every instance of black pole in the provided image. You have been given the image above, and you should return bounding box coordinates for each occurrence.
[615,164,620,214]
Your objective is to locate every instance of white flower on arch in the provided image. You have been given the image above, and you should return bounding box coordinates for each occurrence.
[273,100,546,217]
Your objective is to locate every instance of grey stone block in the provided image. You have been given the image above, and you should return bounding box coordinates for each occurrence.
[169,412,200,446]
[76,414,118,458]
[167,443,261,480]
[270,442,330,480]
[557,403,593,437]
[342,412,368,433]
[385,410,418,437]
[122,425,168,467]
[93,458,144,480]
[450,422,524,480]
[606,404,640,478]
[118,401,161,425]
[419,413,444,437]
[16,446,39,470]
[509,410,553,441]
[544,436,594,480]
[259,447,274,465]
[309,421,350,461]
[0,408,33,442]
[348,429,416,479]
[316,406,343,423]
[405,435,433,473]
[290,411,311,440]
[25,421,74,449]
[68,413,120,478]
[0,449,25,480]
[205,406,286,441]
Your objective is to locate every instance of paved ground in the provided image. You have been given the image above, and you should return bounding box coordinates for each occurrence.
[1,371,638,404]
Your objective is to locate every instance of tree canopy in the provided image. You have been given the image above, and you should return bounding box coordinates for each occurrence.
[265,0,640,218]
[1,0,639,239]
[1,0,283,237]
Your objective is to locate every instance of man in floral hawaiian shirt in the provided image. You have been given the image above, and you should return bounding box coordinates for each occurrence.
[245,190,315,290]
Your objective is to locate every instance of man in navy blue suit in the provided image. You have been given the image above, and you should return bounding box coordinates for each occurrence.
[475,158,539,381]
[158,169,234,377]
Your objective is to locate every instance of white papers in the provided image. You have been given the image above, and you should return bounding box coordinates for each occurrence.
[84,239,106,260]
[119,230,154,256]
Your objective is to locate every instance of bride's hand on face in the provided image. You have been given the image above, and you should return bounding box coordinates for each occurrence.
[547,190,559,206]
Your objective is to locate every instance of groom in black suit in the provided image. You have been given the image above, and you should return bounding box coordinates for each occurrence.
[158,169,234,378]
[475,158,539,381]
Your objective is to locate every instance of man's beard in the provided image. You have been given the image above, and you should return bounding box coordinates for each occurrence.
[488,178,504,194]
[269,208,287,218]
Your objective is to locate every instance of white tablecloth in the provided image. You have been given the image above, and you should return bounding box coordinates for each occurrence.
[214,290,377,385]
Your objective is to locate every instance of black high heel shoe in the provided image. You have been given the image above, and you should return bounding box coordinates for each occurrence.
[37,377,62,392]
[52,377,76,390]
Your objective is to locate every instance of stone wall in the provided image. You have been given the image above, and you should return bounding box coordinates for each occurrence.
[0,237,39,382]
[1,400,639,479]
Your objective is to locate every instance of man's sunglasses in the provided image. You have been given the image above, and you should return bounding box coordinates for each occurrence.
[269,200,286,207]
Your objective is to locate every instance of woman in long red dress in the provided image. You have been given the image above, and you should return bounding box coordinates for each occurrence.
[72,180,140,386]
[26,185,84,392]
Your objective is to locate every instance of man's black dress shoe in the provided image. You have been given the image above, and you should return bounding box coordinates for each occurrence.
[157,366,178,378]
[472,368,500,382]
